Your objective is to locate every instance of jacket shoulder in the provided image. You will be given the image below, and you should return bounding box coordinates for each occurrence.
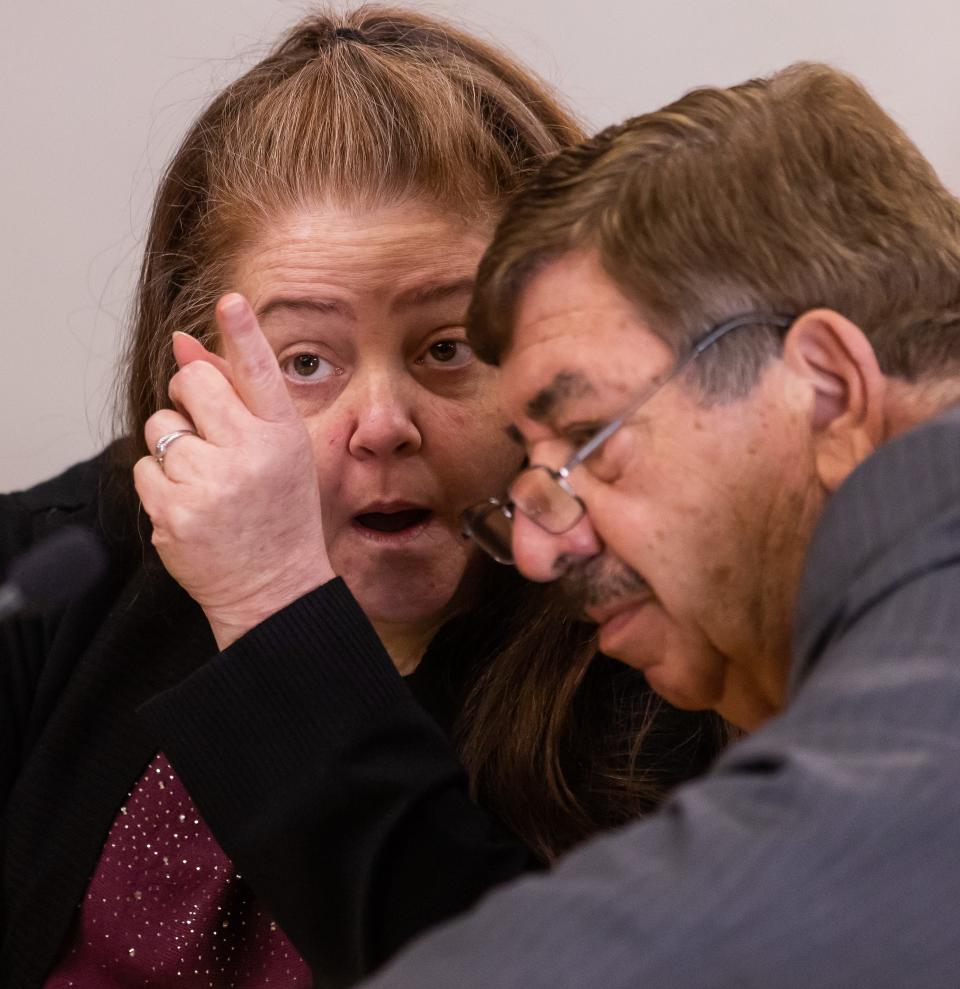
[0,443,134,564]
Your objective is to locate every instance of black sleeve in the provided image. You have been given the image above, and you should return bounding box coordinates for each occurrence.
[138,578,540,987]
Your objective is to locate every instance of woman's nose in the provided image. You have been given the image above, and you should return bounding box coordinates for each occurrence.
[512,511,602,582]
[347,371,422,460]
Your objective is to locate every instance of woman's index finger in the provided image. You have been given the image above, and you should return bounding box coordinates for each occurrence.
[214,293,296,423]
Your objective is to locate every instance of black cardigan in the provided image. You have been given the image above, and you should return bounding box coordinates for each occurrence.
[0,449,536,988]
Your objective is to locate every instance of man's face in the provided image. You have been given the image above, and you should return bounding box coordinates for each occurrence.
[500,252,825,729]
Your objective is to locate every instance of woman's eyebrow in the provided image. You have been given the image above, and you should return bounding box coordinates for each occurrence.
[257,297,355,321]
[391,277,475,311]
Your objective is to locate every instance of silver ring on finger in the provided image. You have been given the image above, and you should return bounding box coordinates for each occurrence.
[154,429,197,471]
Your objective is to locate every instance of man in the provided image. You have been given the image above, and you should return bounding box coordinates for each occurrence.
[360,63,960,987]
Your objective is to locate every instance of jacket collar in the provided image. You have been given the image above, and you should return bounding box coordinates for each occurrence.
[791,406,960,694]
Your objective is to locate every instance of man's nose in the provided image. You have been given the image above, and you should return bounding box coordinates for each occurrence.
[512,511,602,582]
[347,371,422,460]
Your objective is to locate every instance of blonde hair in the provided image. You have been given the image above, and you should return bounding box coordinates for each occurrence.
[120,4,583,447]
[470,63,960,396]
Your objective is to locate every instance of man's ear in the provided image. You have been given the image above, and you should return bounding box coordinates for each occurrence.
[781,308,886,493]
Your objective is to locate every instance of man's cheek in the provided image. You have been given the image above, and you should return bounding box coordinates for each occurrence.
[588,485,655,566]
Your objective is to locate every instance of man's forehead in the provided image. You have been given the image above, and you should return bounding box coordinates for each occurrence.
[501,326,657,431]
[501,315,666,428]
[513,250,623,323]
[500,251,674,428]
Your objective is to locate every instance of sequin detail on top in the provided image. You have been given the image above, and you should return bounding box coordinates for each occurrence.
[45,752,311,988]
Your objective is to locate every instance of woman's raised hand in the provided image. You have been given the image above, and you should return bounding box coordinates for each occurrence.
[134,293,335,649]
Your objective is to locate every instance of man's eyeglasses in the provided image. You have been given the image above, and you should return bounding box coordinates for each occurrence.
[461,311,795,564]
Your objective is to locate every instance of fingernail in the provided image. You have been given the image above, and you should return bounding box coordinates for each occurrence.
[219,293,248,319]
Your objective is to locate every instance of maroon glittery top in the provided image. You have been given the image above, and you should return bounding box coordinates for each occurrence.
[44,752,311,988]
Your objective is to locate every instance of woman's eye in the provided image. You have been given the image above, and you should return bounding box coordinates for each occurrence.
[419,339,474,368]
[280,352,338,383]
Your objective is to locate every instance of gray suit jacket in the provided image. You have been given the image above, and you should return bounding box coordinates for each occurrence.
[362,408,960,988]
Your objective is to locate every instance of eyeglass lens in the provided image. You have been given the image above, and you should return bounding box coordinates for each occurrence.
[464,503,514,564]
[509,465,584,534]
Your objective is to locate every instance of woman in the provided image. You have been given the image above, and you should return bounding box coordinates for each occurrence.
[0,7,726,988]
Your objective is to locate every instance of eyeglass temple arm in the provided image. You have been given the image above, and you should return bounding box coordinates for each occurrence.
[559,312,794,476]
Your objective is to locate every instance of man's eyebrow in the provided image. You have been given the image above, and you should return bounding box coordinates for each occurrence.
[257,297,355,321]
[391,277,475,311]
[525,371,597,422]
[503,424,524,445]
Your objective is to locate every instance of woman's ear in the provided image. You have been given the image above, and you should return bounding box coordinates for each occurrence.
[781,309,886,493]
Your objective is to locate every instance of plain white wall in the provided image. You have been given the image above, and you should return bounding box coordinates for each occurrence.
[3,0,959,490]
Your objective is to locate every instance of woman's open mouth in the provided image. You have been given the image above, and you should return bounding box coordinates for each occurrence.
[352,508,434,542]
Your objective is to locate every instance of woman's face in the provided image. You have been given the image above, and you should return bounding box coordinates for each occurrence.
[231,200,521,628]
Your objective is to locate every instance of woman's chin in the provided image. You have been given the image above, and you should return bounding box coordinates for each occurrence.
[338,562,467,630]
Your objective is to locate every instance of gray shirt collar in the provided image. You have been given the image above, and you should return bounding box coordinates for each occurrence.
[790,406,960,696]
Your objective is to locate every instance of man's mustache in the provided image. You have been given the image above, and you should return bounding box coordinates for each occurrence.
[556,555,650,621]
